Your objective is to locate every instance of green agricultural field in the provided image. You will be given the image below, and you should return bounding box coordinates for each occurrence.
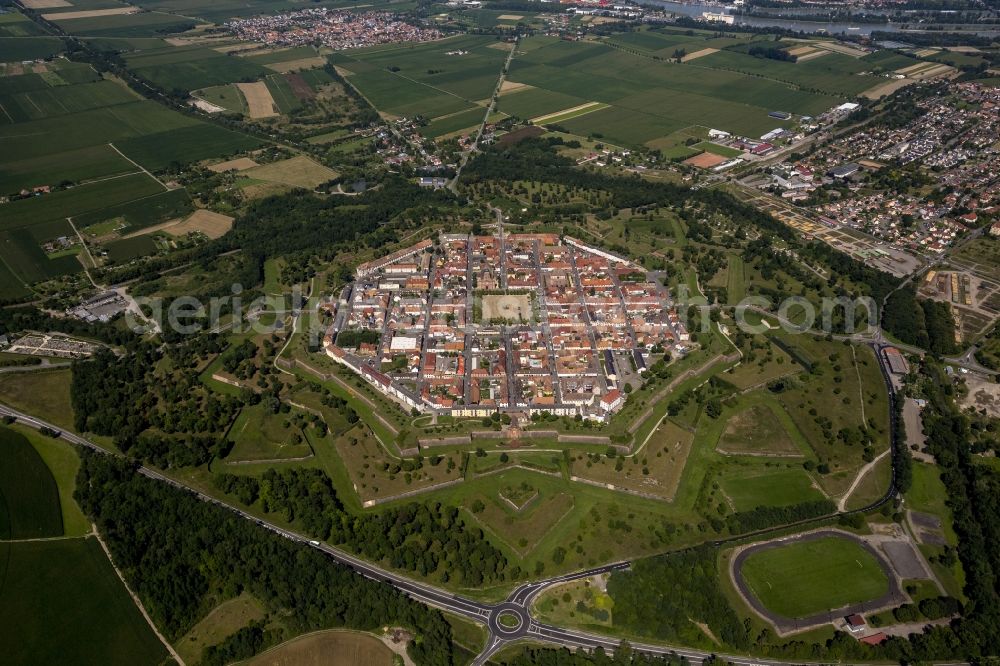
[17,426,90,537]
[700,45,874,96]
[47,11,198,38]
[0,36,64,61]
[0,11,48,37]
[0,425,63,539]
[493,36,849,145]
[861,49,920,72]
[0,172,163,232]
[422,107,488,138]
[694,141,742,158]
[0,261,31,301]
[105,234,158,262]
[264,72,302,114]
[127,46,270,92]
[0,79,137,123]
[720,467,825,511]
[74,188,193,233]
[113,124,262,170]
[739,535,889,618]
[244,45,317,66]
[0,538,169,665]
[496,87,586,120]
[0,143,135,194]
[335,34,506,118]
[0,228,83,282]
[0,100,193,163]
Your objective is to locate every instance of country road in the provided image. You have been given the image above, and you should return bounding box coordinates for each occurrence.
[0,402,787,664]
[0,351,900,666]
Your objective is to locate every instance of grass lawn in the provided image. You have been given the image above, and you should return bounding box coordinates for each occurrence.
[716,401,804,457]
[176,593,265,665]
[225,403,314,462]
[572,420,693,501]
[16,425,90,537]
[0,538,168,666]
[329,424,460,505]
[844,453,892,511]
[740,535,889,618]
[464,490,574,556]
[444,612,487,654]
[0,368,76,431]
[720,467,825,511]
[533,577,614,631]
[0,425,63,539]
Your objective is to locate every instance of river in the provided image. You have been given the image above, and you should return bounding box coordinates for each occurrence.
[637,0,1000,36]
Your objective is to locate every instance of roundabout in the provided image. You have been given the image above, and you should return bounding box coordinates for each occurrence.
[487,602,531,639]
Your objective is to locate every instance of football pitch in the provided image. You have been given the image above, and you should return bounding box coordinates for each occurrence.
[739,534,891,618]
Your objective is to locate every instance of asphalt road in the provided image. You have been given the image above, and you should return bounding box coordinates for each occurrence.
[0,344,901,666]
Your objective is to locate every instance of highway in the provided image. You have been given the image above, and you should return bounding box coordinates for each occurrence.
[0,337,903,666]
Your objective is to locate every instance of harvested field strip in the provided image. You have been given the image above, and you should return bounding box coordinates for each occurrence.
[164,209,234,239]
[531,101,608,124]
[680,47,718,62]
[795,50,829,62]
[895,61,938,76]
[786,46,817,57]
[815,41,868,57]
[862,78,914,100]
[235,81,277,118]
[42,7,135,19]
[21,0,71,8]
[499,80,531,94]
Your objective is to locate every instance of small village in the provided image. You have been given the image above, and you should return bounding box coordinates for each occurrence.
[765,82,1000,257]
[225,9,442,50]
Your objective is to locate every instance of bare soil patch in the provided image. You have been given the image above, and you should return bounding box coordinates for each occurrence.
[236,81,278,119]
[496,125,544,146]
[684,151,727,169]
[285,72,315,100]
[481,293,533,323]
[499,80,531,94]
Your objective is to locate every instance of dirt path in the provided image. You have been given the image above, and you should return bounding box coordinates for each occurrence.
[838,448,891,511]
[66,216,99,288]
[93,525,186,665]
[109,142,168,189]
